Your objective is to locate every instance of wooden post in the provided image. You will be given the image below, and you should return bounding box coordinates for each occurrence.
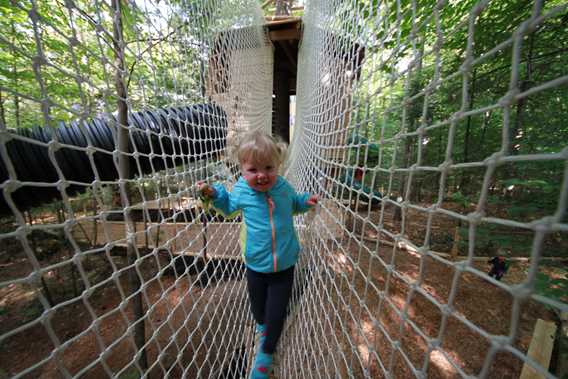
[450,226,460,260]
[273,51,290,143]
[275,0,292,16]
[556,312,568,379]
[519,319,557,379]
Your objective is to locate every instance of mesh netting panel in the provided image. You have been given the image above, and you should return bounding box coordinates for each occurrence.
[0,0,567,379]
[0,1,271,378]
[285,1,567,378]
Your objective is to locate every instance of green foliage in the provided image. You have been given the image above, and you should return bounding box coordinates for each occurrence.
[449,192,470,209]
[535,262,568,305]
[0,0,566,239]
[458,223,533,257]
[118,367,141,379]
[0,0,204,130]
[22,300,43,320]
[506,204,539,220]
[349,0,567,213]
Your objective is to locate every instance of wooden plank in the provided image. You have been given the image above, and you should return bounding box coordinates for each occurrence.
[269,28,301,41]
[70,220,241,259]
[130,197,198,211]
[450,226,460,259]
[519,319,557,379]
[360,235,452,258]
[266,5,303,11]
[169,251,241,260]
[265,16,301,25]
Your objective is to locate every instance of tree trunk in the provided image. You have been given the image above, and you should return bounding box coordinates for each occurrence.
[14,91,20,128]
[460,69,476,193]
[71,263,79,298]
[14,90,21,128]
[275,0,292,16]
[111,0,148,373]
[40,276,55,306]
[511,33,534,155]
[463,70,476,164]
[399,39,424,201]
[11,22,20,128]
[399,80,421,200]
[479,110,491,148]
[0,90,6,128]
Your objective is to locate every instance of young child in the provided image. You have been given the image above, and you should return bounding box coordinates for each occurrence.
[487,255,509,281]
[199,129,318,379]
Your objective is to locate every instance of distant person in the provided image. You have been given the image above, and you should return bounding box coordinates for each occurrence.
[199,129,318,379]
[488,255,509,281]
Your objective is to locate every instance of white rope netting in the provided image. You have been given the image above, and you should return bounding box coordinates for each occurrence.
[0,0,567,378]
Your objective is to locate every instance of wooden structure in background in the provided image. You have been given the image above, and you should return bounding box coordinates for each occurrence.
[266,17,301,143]
[206,12,365,147]
[71,219,241,259]
[71,198,241,260]
[519,319,557,379]
[206,26,274,150]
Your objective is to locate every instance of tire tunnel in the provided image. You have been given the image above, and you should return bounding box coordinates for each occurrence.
[0,103,227,213]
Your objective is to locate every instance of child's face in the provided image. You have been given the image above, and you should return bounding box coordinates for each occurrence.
[241,159,278,192]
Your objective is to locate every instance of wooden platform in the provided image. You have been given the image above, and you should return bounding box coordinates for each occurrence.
[71,219,241,259]
[520,319,557,379]
[130,196,198,211]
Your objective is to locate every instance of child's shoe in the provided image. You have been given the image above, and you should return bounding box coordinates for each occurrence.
[250,351,273,379]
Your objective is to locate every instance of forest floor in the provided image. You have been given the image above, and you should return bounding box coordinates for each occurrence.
[338,237,561,379]
[0,200,566,378]
[0,231,250,379]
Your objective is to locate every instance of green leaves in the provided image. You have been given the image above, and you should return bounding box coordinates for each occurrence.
[535,266,568,305]
[0,0,206,129]
[450,191,470,209]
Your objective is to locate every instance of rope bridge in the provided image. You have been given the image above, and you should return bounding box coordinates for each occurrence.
[0,1,567,378]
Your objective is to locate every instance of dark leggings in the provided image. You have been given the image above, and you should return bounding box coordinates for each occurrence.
[246,265,295,354]
[489,268,505,280]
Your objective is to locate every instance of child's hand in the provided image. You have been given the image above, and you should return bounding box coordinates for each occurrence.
[198,181,216,199]
[307,194,319,206]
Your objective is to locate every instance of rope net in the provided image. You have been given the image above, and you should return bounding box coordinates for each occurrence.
[0,0,567,378]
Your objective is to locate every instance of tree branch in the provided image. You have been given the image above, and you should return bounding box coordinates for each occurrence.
[125,29,177,91]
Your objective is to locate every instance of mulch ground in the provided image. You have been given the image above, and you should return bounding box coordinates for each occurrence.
[0,248,250,379]
[0,200,564,378]
[313,221,557,379]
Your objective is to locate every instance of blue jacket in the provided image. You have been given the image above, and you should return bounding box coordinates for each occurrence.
[212,176,312,273]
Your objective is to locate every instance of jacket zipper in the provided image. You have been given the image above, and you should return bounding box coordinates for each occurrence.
[265,194,277,272]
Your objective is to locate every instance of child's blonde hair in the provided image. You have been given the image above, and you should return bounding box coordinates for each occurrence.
[235,129,287,168]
